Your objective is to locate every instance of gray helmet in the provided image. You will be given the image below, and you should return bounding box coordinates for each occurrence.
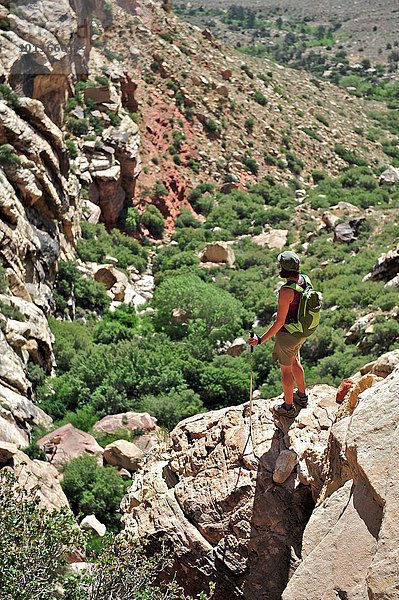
[277,250,300,272]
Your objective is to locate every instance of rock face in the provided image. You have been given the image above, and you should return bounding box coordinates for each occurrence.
[0,441,68,509]
[0,0,103,448]
[283,365,399,600]
[38,423,103,467]
[1,0,100,125]
[121,384,338,599]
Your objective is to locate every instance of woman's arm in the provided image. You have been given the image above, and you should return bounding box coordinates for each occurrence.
[249,287,294,345]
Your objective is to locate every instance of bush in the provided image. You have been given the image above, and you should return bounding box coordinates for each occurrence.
[54,261,110,315]
[0,83,20,108]
[140,205,165,238]
[64,536,206,600]
[66,139,78,159]
[334,144,368,166]
[67,117,89,136]
[0,144,21,167]
[254,90,268,106]
[61,455,129,530]
[93,314,137,344]
[123,207,139,234]
[140,389,204,430]
[176,208,202,229]
[0,470,83,600]
[242,156,259,175]
[77,222,147,272]
[189,183,215,216]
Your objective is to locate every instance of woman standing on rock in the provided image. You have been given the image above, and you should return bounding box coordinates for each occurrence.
[248,251,312,418]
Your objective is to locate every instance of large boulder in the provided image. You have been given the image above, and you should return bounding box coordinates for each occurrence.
[199,242,235,267]
[103,439,144,471]
[0,441,68,509]
[363,243,399,284]
[38,424,103,467]
[93,411,158,435]
[360,349,399,378]
[80,514,106,537]
[121,384,338,599]
[252,229,288,250]
[283,365,399,600]
[379,165,399,185]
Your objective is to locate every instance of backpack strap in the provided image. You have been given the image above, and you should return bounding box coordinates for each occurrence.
[281,273,310,294]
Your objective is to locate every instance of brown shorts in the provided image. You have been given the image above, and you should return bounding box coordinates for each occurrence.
[273,331,306,366]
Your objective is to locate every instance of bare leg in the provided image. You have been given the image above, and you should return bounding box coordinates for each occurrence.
[292,355,306,394]
[280,364,294,405]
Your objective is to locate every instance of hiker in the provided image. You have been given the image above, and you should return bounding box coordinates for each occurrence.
[248,251,312,418]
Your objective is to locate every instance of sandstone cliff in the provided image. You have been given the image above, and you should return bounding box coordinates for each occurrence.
[0,0,101,444]
[121,355,399,599]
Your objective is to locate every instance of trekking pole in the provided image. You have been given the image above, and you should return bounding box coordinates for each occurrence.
[242,331,259,463]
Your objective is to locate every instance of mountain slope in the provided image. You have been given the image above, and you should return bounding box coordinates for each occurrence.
[87,0,395,228]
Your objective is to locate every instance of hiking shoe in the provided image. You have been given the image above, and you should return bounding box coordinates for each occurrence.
[293,390,308,408]
[273,402,296,418]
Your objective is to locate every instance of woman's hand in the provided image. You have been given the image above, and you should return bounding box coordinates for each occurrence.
[248,333,262,346]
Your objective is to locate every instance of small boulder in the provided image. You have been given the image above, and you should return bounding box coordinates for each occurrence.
[334,218,365,243]
[103,439,144,471]
[273,449,298,484]
[80,515,106,537]
[335,378,355,404]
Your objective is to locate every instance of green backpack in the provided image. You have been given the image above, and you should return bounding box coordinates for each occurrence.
[282,274,322,338]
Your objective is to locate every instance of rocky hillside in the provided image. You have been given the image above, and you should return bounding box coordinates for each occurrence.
[121,350,399,599]
[80,0,396,229]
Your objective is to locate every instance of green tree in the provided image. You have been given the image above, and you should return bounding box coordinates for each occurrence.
[153,274,245,343]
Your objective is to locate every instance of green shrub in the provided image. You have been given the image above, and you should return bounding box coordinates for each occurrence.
[54,261,110,315]
[123,206,139,234]
[0,83,20,108]
[153,273,245,342]
[67,117,89,136]
[315,113,329,127]
[176,208,202,229]
[334,144,368,166]
[0,300,24,322]
[189,183,215,215]
[245,117,255,132]
[140,389,204,430]
[61,455,129,530]
[140,205,165,238]
[254,90,268,106]
[0,144,21,167]
[77,222,147,272]
[65,139,78,159]
[204,118,220,136]
[0,470,83,600]
[242,155,259,175]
